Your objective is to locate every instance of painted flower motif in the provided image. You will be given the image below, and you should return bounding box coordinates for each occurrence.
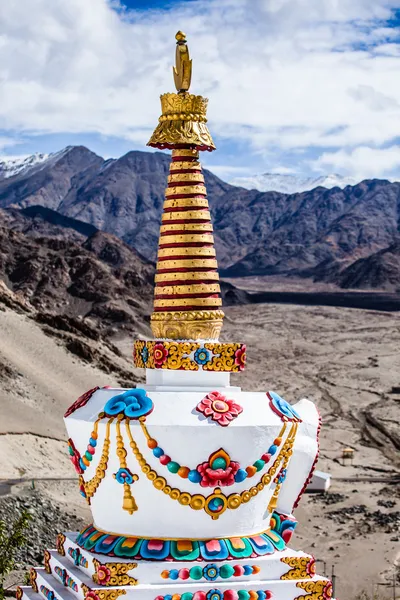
[64,386,99,418]
[196,391,243,427]
[323,582,333,599]
[203,564,219,581]
[114,467,135,485]
[153,343,169,367]
[96,565,111,585]
[67,438,83,474]
[206,590,223,600]
[141,346,149,364]
[268,391,301,422]
[234,345,246,371]
[197,449,240,488]
[194,347,211,365]
[85,591,100,600]
[104,388,153,419]
[307,558,316,577]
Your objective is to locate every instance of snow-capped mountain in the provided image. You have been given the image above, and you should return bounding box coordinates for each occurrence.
[0,153,49,180]
[230,172,358,194]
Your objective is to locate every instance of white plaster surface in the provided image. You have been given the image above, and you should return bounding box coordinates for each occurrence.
[65,381,319,539]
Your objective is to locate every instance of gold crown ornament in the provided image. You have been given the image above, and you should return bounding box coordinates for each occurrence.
[147,32,216,151]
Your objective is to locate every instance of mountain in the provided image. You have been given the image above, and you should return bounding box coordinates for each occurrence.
[229,172,358,194]
[317,243,400,291]
[0,219,154,337]
[0,146,399,289]
[0,153,49,180]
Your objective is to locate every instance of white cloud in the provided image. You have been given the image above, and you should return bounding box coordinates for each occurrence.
[315,145,400,179]
[1,0,400,177]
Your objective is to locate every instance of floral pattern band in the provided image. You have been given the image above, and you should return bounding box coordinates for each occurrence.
[133,341,246,372]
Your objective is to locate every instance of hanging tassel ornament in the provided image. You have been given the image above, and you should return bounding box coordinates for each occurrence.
[114,416,139,514]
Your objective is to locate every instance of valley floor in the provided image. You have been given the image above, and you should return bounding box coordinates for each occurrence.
[0,301,399,599]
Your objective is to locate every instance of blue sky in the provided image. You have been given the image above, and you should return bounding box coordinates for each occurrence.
[2,0,400,182]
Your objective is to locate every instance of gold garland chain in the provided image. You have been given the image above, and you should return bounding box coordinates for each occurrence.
[80,418,113,501]
[125,420,297,519]
[139,419,288,478]
[267,423,297,513]
[115,418,138,514]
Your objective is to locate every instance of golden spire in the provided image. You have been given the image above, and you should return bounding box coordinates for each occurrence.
[173,31,192,93]
[147,33,223,341]
[147,32,215,152]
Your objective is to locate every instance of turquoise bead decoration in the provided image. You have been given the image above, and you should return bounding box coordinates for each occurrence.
[189,566,203,580]
[254,459,265,472]
[234,469,248,483]
[238,591,250,600]
[181,594,193,600]
[220,564,235,578]
[211,457,227,470]
[167,462,180,474]
[188,470,202,483]
[84,451,92,461]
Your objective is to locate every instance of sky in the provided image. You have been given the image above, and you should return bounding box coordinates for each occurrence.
[1,0,400,181]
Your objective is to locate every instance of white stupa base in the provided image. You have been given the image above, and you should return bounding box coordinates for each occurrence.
[21,531,335,600]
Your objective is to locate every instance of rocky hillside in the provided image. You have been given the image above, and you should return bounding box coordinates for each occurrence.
[0,146,399,288]
[321,242,400,290]
[0,213,154,338]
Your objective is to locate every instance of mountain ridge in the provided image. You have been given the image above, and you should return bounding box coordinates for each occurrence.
[229,172,359,194]
[0,146,399,289]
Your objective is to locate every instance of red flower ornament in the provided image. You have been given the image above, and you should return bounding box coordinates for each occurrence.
[153,343,169,368]
[197,449,240,488]
[96,565,111,585]
[196,391,243,427]
[85,591,100,600]
[234,345,246,371]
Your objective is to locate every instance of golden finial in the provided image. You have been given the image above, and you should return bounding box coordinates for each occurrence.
[173,31,192,93]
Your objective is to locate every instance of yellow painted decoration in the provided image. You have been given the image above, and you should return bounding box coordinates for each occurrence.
[82,583,126,600]
[280,556,316,580]
[92,559,138,586]
[81,419,113,501]
[295,580,333,600]
[133,340,245,372]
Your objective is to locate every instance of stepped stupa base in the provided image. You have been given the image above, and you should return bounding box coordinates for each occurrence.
[19,530,334,600]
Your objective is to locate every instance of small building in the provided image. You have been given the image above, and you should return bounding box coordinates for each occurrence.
[306,470,331,493]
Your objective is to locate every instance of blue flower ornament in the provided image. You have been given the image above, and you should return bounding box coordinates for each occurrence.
[104,388,154,419]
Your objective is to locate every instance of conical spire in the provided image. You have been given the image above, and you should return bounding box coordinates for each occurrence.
[147,32,223,341]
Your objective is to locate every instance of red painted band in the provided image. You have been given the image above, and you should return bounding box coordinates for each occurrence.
[155,293,220,300]
[157,254,216,262]
[156,267,218,273]
[161,219,211,224]
[160,230,213,236]
[168,181,204,188]
[155,279,219,286]
[163,205,209,213]
[164,193,207,200]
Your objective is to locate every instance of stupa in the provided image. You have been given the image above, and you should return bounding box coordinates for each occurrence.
[19,32,334,600]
